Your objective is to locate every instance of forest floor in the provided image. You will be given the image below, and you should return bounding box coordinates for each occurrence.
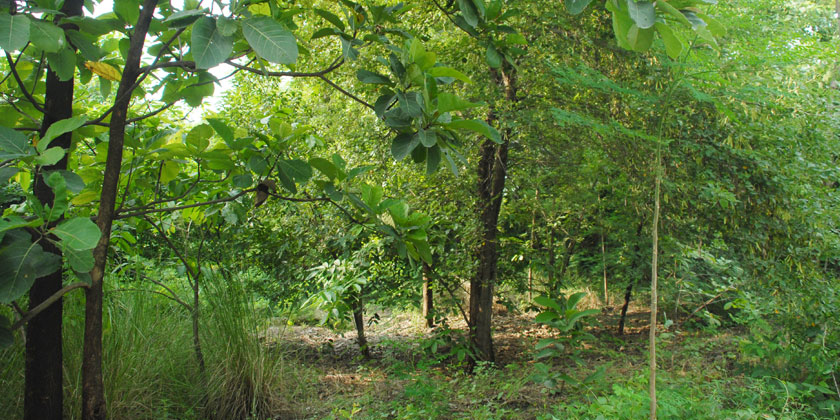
[263,298,777,420]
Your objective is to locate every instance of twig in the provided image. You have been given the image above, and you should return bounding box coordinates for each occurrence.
[117,189,254,219]
[675,288,733,330]
[11,282,89,330]
[4,51,47,114]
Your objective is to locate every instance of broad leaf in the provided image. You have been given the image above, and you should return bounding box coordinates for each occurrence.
[445,119,501,143]
[185,124,212,153]
[565,0,594,15]
[391,133,419,161]
[191,17,233,69]
[40,116,88,152]
[278,159,312,183]
[33,147,65,166]
[60,242,94,272]
[242,17,298,65]
[437,93,480,113]
[47,46,76,81]
[426,66,472,84]
[314,9,345,31]
[626,0,655,29]
[309,157,339,180]
[0,13,30,52]
[28,18,64,53]
[52,217,101,251]
[0,230,61,304]
[0,126,35,160]
[356,69,391,85]
[655,22,683,59]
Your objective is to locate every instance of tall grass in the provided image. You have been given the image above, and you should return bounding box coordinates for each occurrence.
[0,269,296,419]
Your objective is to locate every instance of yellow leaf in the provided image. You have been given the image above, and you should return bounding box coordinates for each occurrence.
[71,191,99,205]
[84,61,121,81]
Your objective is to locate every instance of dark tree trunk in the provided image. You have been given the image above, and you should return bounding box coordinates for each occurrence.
[618,283,633,335]
[24,2,84,418]
[468,66,516,366]
[351,294,370,359]
[83,2,157,419]
[422,262,434,328]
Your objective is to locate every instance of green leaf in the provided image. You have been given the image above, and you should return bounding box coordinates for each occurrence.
[46,170,85,193]
[46,46,76,81]
[60,242,94,272]
[191,17,233,69]
[565,0,594,15]
[437,93,481,113]
[356,69,391,85]
[52,217,101,250]
[216,16,238,36]
[163,9,205,28]
[655,22,683,59]
[391,133,419,161]
[418,128,437,148]
[206,118,234,146]
[426,66,472,84]
[626,0,655,29]
[114,0,140,25]
[445,119,501,143]
[34,147,66,166]
[695,12,725,36]
[627,24,654,52]
[40,116,87,152]
[426,145,441,174]
[314,8,345,31]
[160,161,180,183]
[457,0,479,27]
[0,318,12,348]
[654,1,691,26]
[486,44,502,68]
[28,18,65,53]
[278,159,312,183]
[309,157,339,180]
[0,13,30,52]
[185,124,212,153]
[535,338,558,350]
[65,30,103,61]
[44,171,68,222]
[242,17,298,65]
[0,230,61,304]
[0,126,35,160]
[534,311,559,324]
[0,167,19,184]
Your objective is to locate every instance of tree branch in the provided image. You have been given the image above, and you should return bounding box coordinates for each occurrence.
[318,74,375,110]
[5,51,47,114]
[116,189,254,219]
[11,282,89,330]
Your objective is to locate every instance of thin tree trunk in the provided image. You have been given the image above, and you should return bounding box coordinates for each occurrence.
[468,66,516,366]
[82,3,157,419]
[649,144,663,420]
[352,294,370,358]
[527,191,537,303]
[191,274,205,372]
[618,283,632,335]
[24,3,84,418]
[422,262,434,328]
[601,232,608,306]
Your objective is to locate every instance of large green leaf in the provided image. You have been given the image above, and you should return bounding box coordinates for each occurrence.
[437,93,481,113]
[457,0,479,27]
[40,116,88,152]
[356,69,391,85]
[0,126,35,160]
[627,24,654,51]
[46,45,76,82]
[242,17,298,65]
[52,217,101,251]
[309,157,339,180]
[314,8,345,31]
[278,159,312,183]
[626,0,655,29]
[565,0,594,15]
[445,119,501,143]
[191,17,233,69]
[427,66,472,84]
[185,124,212,153]
[34,147,66,166]
[206,118,234,146]
[28,18,65,53]
[391,133,419,161]
[0,230,61,304]
[655,22,683,59]
[60,242,94,272]
[0,13,30,52]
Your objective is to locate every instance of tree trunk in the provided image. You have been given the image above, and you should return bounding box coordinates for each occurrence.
[618,283,632,335]
[601,231,608,306]
[24,2,84,418]
[82,3,157,419]
[191,275,205,373]
[352,294,370,359]
[422,262,434,328]
[468,66,516,366]
[527,192,537,303]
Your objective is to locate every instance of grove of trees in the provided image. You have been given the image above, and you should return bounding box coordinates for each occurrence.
[1,0,838,419]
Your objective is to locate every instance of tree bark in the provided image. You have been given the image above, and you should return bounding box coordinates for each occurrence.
[24,2,84,419]
[468,66,516,365]
[422,262,434,328]
[618,283,632,335]
[82,2,157,419]
[352,294,370,359]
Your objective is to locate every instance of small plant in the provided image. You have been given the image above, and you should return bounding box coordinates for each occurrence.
[530,292,602,392]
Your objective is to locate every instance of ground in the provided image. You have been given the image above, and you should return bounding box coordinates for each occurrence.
[262,297,785,420]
